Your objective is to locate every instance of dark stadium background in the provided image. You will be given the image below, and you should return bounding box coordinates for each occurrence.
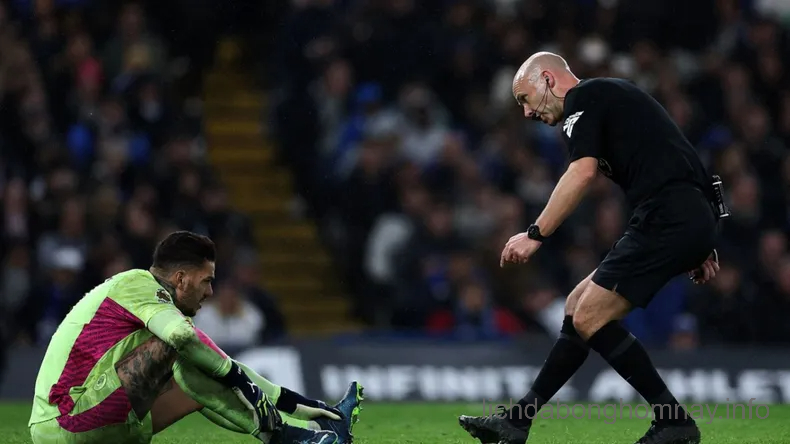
[2,0,790,404]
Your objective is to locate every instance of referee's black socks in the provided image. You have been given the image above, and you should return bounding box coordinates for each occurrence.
[508,316,590,427]
[586,321,690,424]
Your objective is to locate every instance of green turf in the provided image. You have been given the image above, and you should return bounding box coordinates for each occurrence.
[3,402,789,443]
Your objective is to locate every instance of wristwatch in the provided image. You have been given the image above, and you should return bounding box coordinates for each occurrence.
[526,224,547,242]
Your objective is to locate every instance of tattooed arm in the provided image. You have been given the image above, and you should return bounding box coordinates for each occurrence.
[109,271,258,420]
[146,310,232,377]
[115,336,179,419]
[109,272,234,379]
[146,310,276,430]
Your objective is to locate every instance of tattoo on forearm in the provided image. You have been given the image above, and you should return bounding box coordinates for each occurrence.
[116,337,178,419]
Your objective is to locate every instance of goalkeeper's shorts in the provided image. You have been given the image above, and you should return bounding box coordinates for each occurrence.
[30,411,153,444]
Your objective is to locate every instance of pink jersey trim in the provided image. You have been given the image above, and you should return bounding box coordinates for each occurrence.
[49,297,144,426]
[195,327,229,359]
[56,388,133,433]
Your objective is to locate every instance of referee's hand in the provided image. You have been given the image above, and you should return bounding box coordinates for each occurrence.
[500,232,542,267]
[688,249,720,284]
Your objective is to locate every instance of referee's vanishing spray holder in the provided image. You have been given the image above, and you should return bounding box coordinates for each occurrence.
[711,175,730,219]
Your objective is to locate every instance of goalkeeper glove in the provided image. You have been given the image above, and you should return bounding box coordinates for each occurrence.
[219,361,283,433]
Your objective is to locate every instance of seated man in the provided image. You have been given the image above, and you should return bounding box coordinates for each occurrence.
[29,231,363,444]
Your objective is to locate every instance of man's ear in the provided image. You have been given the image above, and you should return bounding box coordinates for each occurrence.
[174,270,186,290]
[544,72,555,88]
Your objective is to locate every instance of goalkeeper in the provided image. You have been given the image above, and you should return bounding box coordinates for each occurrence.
[29,231,363,444]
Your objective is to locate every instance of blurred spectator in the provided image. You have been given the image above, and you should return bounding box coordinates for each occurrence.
[101,3,166,85]
[622,277,691,348]
[19,246,87,345]
[426,279,523,340]
[363,184,431,324]
[36,196,87,271]
[2,177,32,252]
[1,242,32,325]
[688,260,760,344]
[389,200,467,328]
[194,281,265,351]
[668,313,700,351]
[200,182,255,245]
[230,247,287,343]
[517,284,566,336]
[752,256,790,344]
[332,83,402,182]
[397,84,450,167]
[365,185,431,288]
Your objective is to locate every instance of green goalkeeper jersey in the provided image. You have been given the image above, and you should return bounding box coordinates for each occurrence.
[29,269,232,433]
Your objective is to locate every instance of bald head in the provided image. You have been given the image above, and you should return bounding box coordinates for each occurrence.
[512,51,579,126]
[514,52,573,91]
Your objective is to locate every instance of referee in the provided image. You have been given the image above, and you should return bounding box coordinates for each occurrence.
[459,52,726,444]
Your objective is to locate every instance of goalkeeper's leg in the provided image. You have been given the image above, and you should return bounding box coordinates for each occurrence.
[112,335,261,438]
[166,358,340,443]
[196,361,363,443]
[115,335,335,443]
[198,406,348,435]
[167,358,320,434]
[192,328,362,438]
[189,329,336,430]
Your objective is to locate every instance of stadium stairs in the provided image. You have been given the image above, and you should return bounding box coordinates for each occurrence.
[202,37,362,337]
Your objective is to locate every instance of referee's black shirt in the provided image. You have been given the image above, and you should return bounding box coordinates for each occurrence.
[560,78,711,209]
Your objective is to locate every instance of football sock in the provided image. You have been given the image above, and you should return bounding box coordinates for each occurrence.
[508,316,590,427]
[586,321,688,424]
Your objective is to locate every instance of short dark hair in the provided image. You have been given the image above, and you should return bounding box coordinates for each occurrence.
[152,231,216,271]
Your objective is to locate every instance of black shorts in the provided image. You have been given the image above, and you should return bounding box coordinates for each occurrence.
[592,187,718,308]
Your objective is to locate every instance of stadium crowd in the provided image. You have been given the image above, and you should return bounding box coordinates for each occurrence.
[270,0,790,348]
[0,0,287,369]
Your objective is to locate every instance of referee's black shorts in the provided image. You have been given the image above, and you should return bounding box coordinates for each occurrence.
[592,185,718,308]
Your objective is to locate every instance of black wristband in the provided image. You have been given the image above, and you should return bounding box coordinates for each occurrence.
[275,387,301,414]
[220,361,245,384]
[219,362,255,398]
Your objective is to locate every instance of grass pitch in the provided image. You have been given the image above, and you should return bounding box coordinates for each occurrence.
[3,402,789,443]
